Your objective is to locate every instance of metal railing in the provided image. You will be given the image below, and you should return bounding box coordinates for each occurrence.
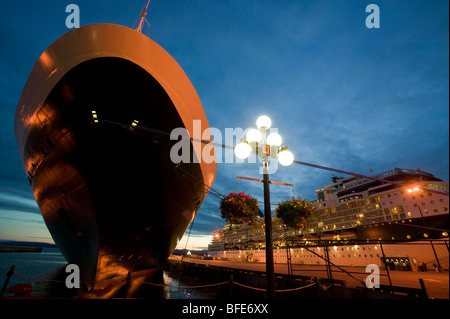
[284,239,448,299]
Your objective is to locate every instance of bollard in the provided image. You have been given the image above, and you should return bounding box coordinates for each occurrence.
[124,271,132,299]
[229,274,233,299]
[0,265,16,297]
[418,278,429,299]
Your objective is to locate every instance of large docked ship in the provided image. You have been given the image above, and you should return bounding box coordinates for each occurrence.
[208,168,448,266]
[14,23,216,291]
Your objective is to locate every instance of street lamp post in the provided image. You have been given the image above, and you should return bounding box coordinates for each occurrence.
[262,159,275,300]
[235,115,294,299]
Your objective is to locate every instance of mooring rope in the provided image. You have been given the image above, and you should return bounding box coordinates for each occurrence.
[232,281,267,292]
[136,279,230,289]
[137,277,316,293]
[274,282,317,292]
[2,270,319,294]
[9,272,66,283]
[233,280,316,292]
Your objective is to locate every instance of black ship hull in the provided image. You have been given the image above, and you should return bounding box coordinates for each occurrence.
[15,24,216,290]
[356,215,449,241]
[315,215,449,242]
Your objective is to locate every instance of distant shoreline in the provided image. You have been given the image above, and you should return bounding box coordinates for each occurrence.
[0,240,57,250]
[0,246,42,253]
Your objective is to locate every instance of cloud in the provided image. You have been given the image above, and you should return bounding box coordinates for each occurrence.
[0,0,448,245]
[0,208,51,243]
[0,191,40,215]
[0,215,44,224]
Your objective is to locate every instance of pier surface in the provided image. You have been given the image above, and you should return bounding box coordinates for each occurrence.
[170,256,448,299]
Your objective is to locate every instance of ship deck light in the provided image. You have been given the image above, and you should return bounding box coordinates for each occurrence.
[91,110,98,123]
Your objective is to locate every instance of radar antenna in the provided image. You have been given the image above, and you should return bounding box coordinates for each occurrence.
[136,0,151,33]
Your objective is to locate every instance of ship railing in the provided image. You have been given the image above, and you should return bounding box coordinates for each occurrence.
[338,168,436,190]
[283,238,448,299]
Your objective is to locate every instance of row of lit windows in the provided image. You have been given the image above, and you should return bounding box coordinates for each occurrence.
[318,188,448,213]
[316,196,380,210]
[314,204,383,222]
[339,195,363,203]
[311,215,386,232]
[314,207,384,226]
[221,201,447,240]
[382,197,446,207]
[381,188,448,206]
[222,210,448,241]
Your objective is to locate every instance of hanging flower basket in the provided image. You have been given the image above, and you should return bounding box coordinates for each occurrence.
[220,192,259,224]
[275,197,313,229]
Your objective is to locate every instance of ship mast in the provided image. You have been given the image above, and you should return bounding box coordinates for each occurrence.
[136,0,151,33]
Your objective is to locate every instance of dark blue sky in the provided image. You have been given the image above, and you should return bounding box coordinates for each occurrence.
[0,0,448,248]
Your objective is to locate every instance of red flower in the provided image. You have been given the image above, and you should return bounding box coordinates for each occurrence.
[220,192,259,224]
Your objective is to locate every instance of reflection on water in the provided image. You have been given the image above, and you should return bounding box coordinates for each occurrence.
[160,270,225,299]
[0,249,222,299]
[0,248,67,297]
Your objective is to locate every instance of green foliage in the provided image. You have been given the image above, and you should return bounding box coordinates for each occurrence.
[220,192,259,224]
[275,197,313,229]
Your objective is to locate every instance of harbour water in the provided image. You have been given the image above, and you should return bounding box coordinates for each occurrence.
[0,248,66,297]
[0,248,220,299]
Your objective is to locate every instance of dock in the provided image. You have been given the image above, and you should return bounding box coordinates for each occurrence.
[167,256,448,299]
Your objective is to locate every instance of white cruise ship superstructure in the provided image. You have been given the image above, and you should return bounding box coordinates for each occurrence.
[208,168,448,268]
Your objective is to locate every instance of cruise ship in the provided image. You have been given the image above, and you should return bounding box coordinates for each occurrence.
[208,169,448,267]
[14,23,216,291]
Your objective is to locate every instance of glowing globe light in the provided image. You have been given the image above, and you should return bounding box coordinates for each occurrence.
[246,128,262,143]
[235,140,252,159]
[266,133,282,146]
[278,147,294,166]
[256,115,271,129]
